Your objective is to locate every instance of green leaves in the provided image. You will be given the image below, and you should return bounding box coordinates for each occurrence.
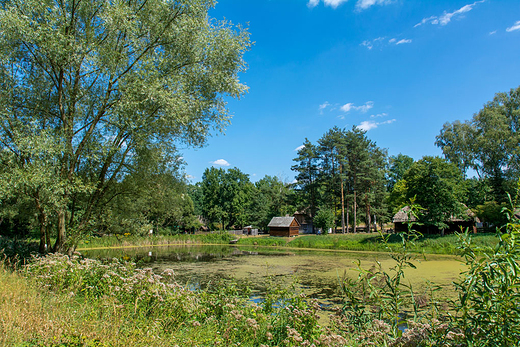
[0,0,250,250]
[436,86,520,201]
[454,189,520,345]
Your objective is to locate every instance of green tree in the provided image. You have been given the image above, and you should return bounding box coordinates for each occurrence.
[292,139,319,220]
[249,175,294,231]
[201,167,253,230]
[402,156,467,232]
[0,0,250,252]
[436,86,520,201]
[313,208,334,233]
[316,127,345,231]
[387,154,414,191]
[344,127,385,233]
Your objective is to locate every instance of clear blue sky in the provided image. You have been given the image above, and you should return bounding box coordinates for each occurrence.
[181,0,520,183]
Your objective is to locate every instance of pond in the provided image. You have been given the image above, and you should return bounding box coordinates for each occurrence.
[82,244,465,320]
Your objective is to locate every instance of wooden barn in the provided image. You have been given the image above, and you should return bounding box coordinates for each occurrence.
[393,206,479,234]
[268,216,300,237]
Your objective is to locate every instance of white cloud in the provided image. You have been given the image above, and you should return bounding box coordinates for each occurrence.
[414,1,484,27]
[361,36,385,50]
[340,101,373,113]
[357,118,395,131]
[506,21,520,32]
[210,159,230,167]
[319,101,331,114]
[396,38,412,45]
[294,145,305,152]
[356,0,393,11]
[308,0,349,9]
[389,38,396,43]
[340,103,354,112]
[370,112,388,118]
[489,30,497,35]
[357,120,378,131]
[307,0,320,8]
[414,16,437,28]
[355,101,374,113]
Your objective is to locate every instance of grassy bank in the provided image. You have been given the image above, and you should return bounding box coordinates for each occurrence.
[77,230,499,255]
[237,232,499,255]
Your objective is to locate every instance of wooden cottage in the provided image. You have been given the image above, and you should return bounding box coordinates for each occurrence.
[393,205,479,234]
[268,217,300,237]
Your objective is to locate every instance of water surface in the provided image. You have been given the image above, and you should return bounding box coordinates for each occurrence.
[83,244,465,315]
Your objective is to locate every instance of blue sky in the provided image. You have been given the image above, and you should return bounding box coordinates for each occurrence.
[181,0,520,183]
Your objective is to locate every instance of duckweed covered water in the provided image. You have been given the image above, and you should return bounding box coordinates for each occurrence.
[83,244,465,318]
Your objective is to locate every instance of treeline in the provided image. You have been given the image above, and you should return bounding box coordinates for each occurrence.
[190,169,295,231]
[194,86,520,233]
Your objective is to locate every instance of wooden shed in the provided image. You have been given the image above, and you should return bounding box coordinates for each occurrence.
[268,217,300,237]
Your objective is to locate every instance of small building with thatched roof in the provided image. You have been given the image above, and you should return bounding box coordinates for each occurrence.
[268,216,300,237]
[393,206,479,234]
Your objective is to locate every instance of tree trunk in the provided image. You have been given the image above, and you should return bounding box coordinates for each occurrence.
[340,165,345,234]
[38,213,46,253]
[366,206,371,233]
[53,210,67,253]
[353,191,357,233]
[346,210,349,233]
[45,224,51,253]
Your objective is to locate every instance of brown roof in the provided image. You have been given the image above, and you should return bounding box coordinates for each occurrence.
[268,216,300,228]
[392,206,418,223]
[393,205,479,223]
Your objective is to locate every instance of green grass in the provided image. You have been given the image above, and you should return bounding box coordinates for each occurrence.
[236,231,499,255]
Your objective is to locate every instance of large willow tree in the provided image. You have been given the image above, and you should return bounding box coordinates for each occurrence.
[0,0,250,252]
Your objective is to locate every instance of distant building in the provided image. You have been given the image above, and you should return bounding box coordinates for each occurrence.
[393,205,479,234]
[293,210,314,234]
[268,216,300,237]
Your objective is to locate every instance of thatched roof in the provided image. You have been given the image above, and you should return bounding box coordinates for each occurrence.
[268,216,299,228]
[392,205,479,223]
[392,206,418,223]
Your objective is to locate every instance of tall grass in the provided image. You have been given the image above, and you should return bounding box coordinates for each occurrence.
[79,231,235,249]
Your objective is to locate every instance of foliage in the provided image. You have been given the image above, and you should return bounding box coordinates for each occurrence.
[0,0,250,252]
[292,127,388,234]
[473,200,508,230]
[201,167,253,230]
[401,156,467,231]
[292,138,320,220]
[454,189,520,346]
[436,86,520,201]
[314,208,335,232]
[387,154,414,191]
[249,175,295,231]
